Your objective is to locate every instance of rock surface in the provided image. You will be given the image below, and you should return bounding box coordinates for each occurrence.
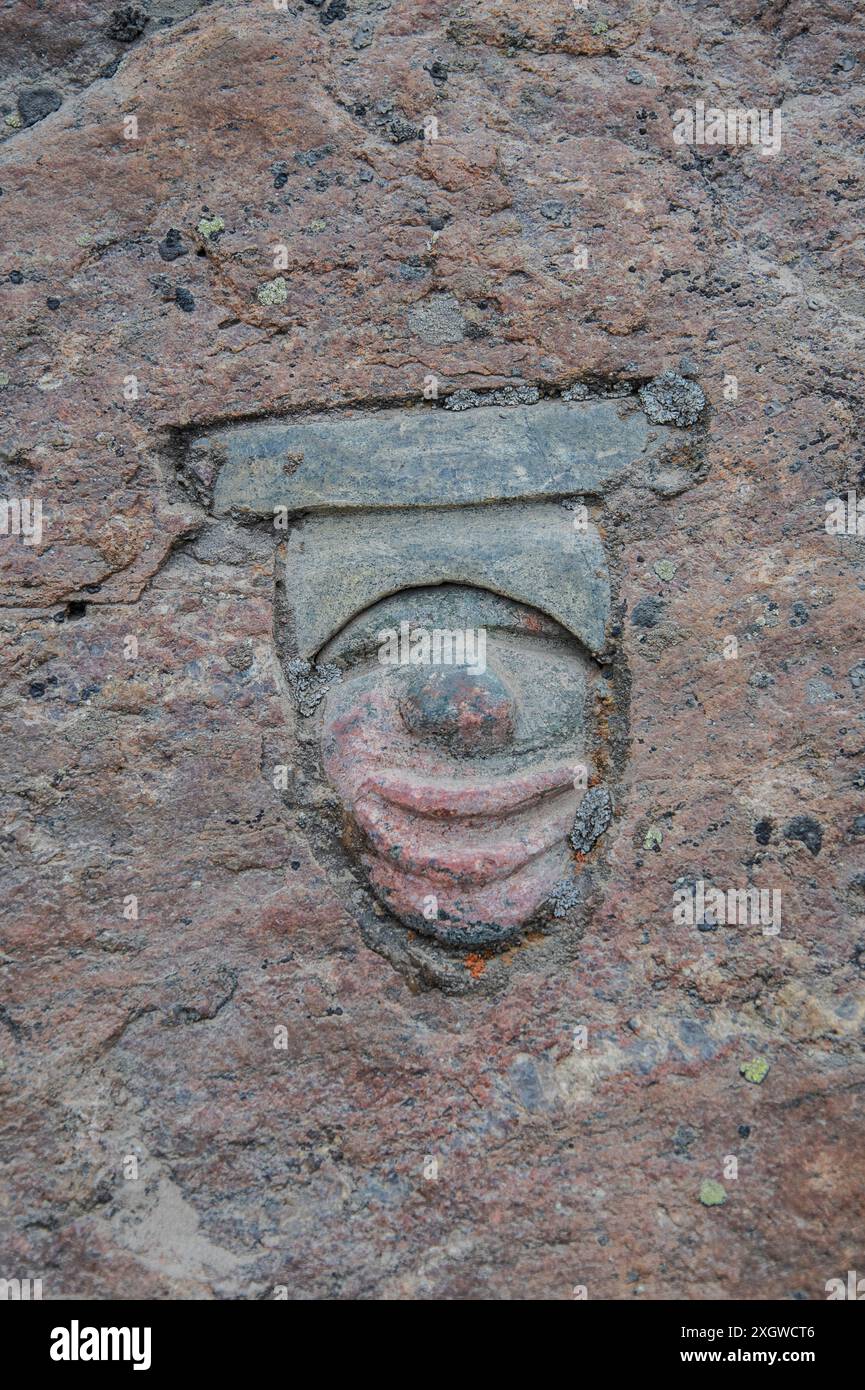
[1,0,864,1300]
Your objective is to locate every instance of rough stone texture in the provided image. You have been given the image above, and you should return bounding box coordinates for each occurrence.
[1,0,865,1301]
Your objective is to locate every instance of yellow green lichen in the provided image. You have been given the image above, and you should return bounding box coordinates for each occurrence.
[197,215,225,239]
[257,276,288,306]
[699,1180,727,1207]
[4,111,23,129]
[654,559,678,582]
[643,825,663,850]
[740,1057,770,1084]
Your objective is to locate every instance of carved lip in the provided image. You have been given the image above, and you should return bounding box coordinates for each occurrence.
[356,764,578,819]
[352,764,579,888]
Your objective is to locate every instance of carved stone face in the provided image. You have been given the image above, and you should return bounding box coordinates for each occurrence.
[317,584,597,946]
[187,394,689,984]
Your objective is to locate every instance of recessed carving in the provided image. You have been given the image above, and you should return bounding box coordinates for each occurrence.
[183,392,700,990]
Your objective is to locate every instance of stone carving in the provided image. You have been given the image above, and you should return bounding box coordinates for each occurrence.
[187,392,695,987]
[317,582,595,946]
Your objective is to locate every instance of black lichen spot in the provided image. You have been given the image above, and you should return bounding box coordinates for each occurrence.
[388,116,422,144]
[424,59,449,84]
[672,1123,696,1155]
[783,815,823,856]
[175,287,195,313]
[789,602,809,627]
[320,0,347,23]
[46,296,61,310]
[28,681,46,698]
[106,6,148,42]
[9,271,24,284]
[17,87,62,128]
[754,817,773,845]
[631,596,664,628]
[158,229,188,262]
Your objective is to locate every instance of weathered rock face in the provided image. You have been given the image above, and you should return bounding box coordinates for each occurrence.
[1,0,864,1300]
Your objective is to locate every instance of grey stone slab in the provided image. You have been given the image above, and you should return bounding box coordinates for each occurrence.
[197,398,670,516]
[284,503,610,658]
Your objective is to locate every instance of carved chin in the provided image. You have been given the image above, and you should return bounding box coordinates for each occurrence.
[352,833,573,946]
[338,763,581,945]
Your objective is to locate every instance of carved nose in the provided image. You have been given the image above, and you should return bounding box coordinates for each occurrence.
[398,667,515,756]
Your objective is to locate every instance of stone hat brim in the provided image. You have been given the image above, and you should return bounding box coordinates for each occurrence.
[286,503,610,658]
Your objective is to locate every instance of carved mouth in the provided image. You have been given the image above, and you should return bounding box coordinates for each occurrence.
[356,764,578,818]
[352,765,579,889]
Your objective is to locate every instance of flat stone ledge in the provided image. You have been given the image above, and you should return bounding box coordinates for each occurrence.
[187,398,677,517]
